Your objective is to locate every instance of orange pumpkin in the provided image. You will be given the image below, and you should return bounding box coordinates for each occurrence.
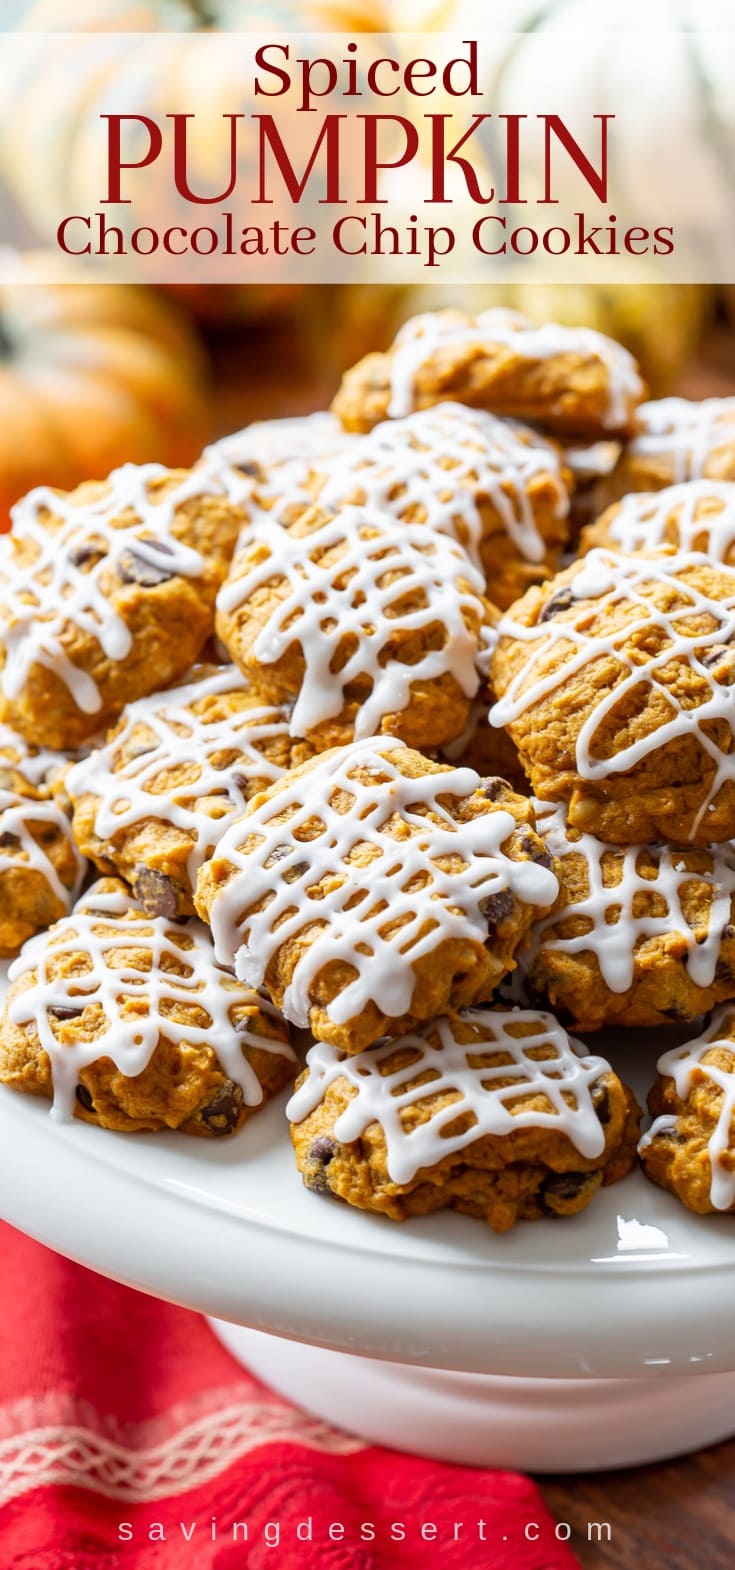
[7,0,390,326]
[0,258,211,528]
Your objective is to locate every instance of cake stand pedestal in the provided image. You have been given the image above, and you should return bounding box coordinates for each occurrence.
[1,1017,733,1474]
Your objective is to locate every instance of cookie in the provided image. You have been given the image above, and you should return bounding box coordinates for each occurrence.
[0,743,84,954]
[216,501,492,753]
[200,411,358,508]
[65,663,315,918]
[195,738,558,1055]
[490,547,735,845]
[0,463,243,749]
[288,1008,639,1233]
[304,402,571,611]
[0,877,296,1134]
[610,397,735,498]
[640,1006,735,1214]
[581,479,735,565]
[332,308,645,438]
[519,799,735,1030]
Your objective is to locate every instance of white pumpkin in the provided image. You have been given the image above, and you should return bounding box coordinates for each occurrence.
[442,0,735,269]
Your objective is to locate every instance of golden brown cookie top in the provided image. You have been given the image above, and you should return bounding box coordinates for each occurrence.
[5,876,294,1121]
[195,738,558,1032]
[200,411,358,509]
[65,663,315,893]
[216,498,492,748]
[582,479,735,563]
[332,308,645,437]
[288,1007,624,1186]
[490,547,735,841]
[625,397,735,483]
[0,463,240,723]
[641,1005,735,1213]
[309,401,569,567]
[525,797,735,997]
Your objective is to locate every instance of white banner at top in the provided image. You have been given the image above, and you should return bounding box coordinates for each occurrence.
[0,26,734,283]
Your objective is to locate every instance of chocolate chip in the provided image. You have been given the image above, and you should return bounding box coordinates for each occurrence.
[481,777,509,802]
[700,645,729,667]
[591,1079,610,1125]
[70,542,105,571]
[49,1004,84,1021]
[0,831,21,851]
[664,1127,689,1146]
[479,888,514,926]
[132,867,179,918]
[199,1079,243,1135]
[660,1002,690,1022]
[539,585,575,623]
[539,1170,591,1212]
[516,828,554,870]
[75,1083,94,1112]
[305,1135,337,1192]
[233,460,260,479]
[118,542,176,587]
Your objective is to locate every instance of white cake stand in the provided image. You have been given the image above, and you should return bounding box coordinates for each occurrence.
[1,987,734,1474]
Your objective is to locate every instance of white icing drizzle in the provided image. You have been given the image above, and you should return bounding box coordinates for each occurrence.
[642,1005,735,1211]
[564,441,622,481]
[201,413,358,507]
[0,720,69,792]
[526,799,735,994]
[287,1008,609,1184]
[218,504,488,740]
[629,398,735,482]
[491,548,735,834]
[386,310,643,430]
[7,880,295,1123]
[203,737,558,1031]
[0,788,84,907]
[601,480,735,561]
[0,463,212,714]
[65,665,297,887]
[316,403,567,569]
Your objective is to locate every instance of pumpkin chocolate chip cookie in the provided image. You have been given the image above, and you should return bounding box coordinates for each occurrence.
[65,663,315,918]
[519,799,735,1030]
[288,1008,640,1233]
[609,396,735,499]
[0,462,243,749]
[216,500,493,754]
[332,308,645,438]
[195,737,558,1054]
[0,877,296,1135]
[490,547,735,845]
[581,479,735,565]
[277,402,572,611]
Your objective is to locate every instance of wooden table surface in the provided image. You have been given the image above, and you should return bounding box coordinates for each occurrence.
[207,305,735,1570]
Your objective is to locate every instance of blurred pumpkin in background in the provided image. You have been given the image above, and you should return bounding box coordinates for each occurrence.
[4,0,391,327]
[0,255,211,528]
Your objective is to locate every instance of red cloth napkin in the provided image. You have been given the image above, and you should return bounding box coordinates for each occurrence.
[0,1220,580,1570]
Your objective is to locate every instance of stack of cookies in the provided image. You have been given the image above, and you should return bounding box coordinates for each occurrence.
[2,305,735,1231]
